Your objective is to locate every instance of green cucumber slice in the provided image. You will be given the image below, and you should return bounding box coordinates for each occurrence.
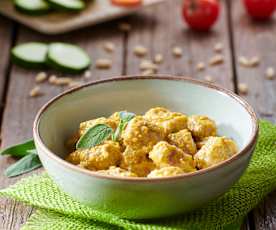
[14,0,50,15]
[11,42,48,69]
[46,43,91,74]
[46,0,85,11]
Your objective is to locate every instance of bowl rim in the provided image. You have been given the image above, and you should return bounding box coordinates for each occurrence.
[33,75,259,182]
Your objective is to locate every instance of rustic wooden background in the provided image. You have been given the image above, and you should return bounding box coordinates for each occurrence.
[0,0,275,229]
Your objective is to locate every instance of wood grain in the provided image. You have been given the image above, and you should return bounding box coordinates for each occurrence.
[1,0,275,228]
[230,0,276,229]
[125,1,248,229]
[125,0,234,89]
[0,21,124,230]
[0,16,14,117]
[0,16,18,230]
[230,0,276,123]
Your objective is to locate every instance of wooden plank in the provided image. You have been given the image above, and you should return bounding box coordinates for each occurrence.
[125,1,250,229]
[0,16,14,115]
[0,21,124,230]
[241,219,251,230]
[125,0,234,89]
[231,0,276,123]
[253,192,276,230]
[0,15,17,230]
[230,0,276,229]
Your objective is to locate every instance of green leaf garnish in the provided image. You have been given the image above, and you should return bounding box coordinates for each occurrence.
[4,152,42,178]
[0,139,35,157]
[119,111,135,122]
[112,111,135,141]
[1,139,42,177]
[76,124,113,149]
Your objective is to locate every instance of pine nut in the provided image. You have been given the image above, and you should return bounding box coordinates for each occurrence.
[209,55,224,66]
[95,59,112,69]
[29,86,43,97]
[68,81,83,88]
[35,72,47,83]
[249,56,260,67]
[239,56,260,67]
[84,70,91,79]
[134,46,148,57]
[154,54,163,64]
[103,42,115,53]
[238,56,250,67]
[265,67,275,80]
[204,75,214,82]
[238,83,248,95]
[49,75,57,84]
[172,46,183,57]
[140,60,158,71]
[214,43,223,53]
[141,69,155,75]
[196,62,205,71]
[54,77,73,86]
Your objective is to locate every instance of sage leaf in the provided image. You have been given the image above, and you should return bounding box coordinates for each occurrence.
[5,152,42,177]
[119,111,135,122]
[112,111,135,141]
[111,124,121,141]
[76,124,113,149]
[26,149,38,155]
[0,139,35,157]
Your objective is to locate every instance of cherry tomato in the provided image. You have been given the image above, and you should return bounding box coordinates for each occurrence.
[182,0,220,31]
[111,0,142,7]
[243,0,276,19]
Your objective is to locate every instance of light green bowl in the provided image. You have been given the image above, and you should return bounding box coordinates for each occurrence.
[33,76,258,219]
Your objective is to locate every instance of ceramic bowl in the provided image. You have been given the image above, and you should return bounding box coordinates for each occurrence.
[33,76,258,219]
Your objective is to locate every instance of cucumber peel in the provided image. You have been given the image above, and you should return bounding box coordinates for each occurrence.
[46,43,91,74]
[11,42,48,69]
[11,42,91,73]
[46,0,85,11]
[14,0,50,15]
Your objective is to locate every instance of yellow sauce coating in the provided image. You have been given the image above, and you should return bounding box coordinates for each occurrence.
[147,166,184,178]
[167,129,197,155]
[66,107,238,178]
[194,136,237,169]
[187,115,217,139]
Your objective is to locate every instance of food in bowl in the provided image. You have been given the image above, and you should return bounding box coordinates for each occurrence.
[34,76,258,219]
[66,107,238,178]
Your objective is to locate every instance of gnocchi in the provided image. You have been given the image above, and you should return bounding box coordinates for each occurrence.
[66,107,238,178]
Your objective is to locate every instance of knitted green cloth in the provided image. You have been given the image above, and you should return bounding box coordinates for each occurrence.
[0,120,275,230]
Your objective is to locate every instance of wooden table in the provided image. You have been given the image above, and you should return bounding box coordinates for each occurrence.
[0,0,275,229]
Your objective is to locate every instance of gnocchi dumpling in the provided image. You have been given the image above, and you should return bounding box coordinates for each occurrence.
[66,141,122,171]
[66,107,238,178]
[187,115,217,139]
[122,115,165,153]
[167,129,197,155]
[147,166,184,178]
[98,166,138,177]
[144,107,188,135]
[149,141,196,172]
[194,136,237,169]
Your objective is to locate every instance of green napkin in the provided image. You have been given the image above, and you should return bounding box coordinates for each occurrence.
[0,120,276,230]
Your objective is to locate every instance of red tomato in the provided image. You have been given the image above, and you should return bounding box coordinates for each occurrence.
[182,0,220,31]
[243,0,276,19]
[111,0,142,7]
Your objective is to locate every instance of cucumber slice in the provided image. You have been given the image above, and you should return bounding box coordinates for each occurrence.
[46,43,91,74]
[11,42,48,69]
[46,0,85,11]
[14,0,50,15]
